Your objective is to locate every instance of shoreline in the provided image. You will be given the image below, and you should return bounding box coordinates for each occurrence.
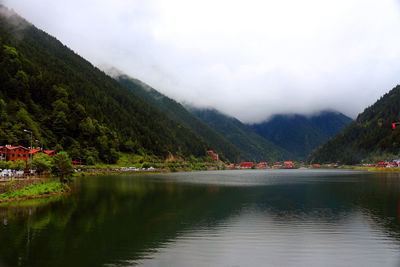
[0,191,66,204]
[0,181,69,204]
[3,166,400,205]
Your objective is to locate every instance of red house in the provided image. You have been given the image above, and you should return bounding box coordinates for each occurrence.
[376,162,387,168]
[31,148,42,156]
[284,161,295,168]
[43,150,56,157]
[0,145,58,163]
[257,162,269,168]
[206,150,219,162]
[0,145,30,162]
[240,162,255,168]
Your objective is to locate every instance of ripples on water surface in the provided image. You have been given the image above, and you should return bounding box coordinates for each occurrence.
[1,169,400,266]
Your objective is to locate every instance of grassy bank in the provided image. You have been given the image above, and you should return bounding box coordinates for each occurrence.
[0,181,70,202]
[329,165,400,172]
[354,166,400,172]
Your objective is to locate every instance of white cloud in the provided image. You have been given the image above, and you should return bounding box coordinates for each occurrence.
[5,0,400,122]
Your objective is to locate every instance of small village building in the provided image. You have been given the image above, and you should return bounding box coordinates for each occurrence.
[284,161,295,168]
[31,148,42,156]
[273,162,283,168]
[257,162,269,168]
[0,145,30,162]
[0,145,57,163]
[206,150,219,162]
[376,162,387,168]
[240,162,255,168]
[43,150,56,157]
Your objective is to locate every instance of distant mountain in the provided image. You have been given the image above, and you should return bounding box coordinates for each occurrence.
[115,75,244,162]
[0,5,213,163]
[249,111,353,160]
[309,86,400,164]
[188,107,292,162]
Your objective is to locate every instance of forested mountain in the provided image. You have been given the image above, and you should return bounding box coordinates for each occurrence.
[188,107,292,162]
[249,111,353,160]
[309,86,400,164]
[0,5,212,163]
[116,75,244,162]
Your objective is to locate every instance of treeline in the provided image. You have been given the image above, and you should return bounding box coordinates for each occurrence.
[188,107,292,162]
[117,75,243,162]
[0,6,212,164]
[250,112,353,160]
[308,85,400,164]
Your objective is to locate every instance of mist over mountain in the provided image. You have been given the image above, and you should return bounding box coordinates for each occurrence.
[249,111,353,159]
[114,74,244,162]
[5,0,400,123]
[0,5,214,163]
[187,107,292,162]
[309,85,400,164]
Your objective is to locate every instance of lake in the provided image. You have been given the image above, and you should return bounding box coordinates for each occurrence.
[0,169,400,266]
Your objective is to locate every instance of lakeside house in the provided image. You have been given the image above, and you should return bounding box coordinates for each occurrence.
[0,145,56,162]
[240,162,255,168]
[257,162,269,168]
[206,150,219,162]
[283,161,295,168]
[273,162,283,168]
[0,146,30,162]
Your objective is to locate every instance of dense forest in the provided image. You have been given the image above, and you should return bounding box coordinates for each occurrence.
[249,111,352,159]
[188,107,292,162]
[308,85,400,164]
[0,6,213,164]
[116,75,244,162]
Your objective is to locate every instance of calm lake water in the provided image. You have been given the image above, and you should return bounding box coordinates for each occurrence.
[0,169,400,266]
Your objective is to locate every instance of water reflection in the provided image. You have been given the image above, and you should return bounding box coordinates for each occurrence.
[0,170,399,266]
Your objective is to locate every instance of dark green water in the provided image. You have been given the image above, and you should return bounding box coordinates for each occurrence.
[0,169,400,266]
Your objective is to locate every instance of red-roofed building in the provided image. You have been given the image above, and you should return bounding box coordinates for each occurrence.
[206,150,219,162]
[31,148,42,156]
[0,145,30,162]
[273,162,283,168]
[240,162,254,168]
[284,161,295,168]
[0,145,57,163]
[43,150,56,157]
[376,162,387,168]
[257,162,269,168]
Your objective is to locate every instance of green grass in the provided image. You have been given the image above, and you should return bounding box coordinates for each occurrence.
[354,166,400,172]
[0,181,69,202]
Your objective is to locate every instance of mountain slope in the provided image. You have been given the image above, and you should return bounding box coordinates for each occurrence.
[115,75,244,162]
[188,107,292,162]
[250,111,353,159]
[0,5,212,163]
[309,86,400,164]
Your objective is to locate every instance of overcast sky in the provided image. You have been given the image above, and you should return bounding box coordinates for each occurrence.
[4,0,400,123]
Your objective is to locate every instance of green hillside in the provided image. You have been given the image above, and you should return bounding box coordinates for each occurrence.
[116,75,244,162]
[309,86,400,164]
[188,107,292,162]
[0,6,211,163]
[250,111,353,159]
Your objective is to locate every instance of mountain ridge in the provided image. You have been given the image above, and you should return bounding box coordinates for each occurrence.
[187,107,293,162]
[115,74,245,162]
[249,111,353,160]
[0,5,216,163]
[309,85,400,164]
